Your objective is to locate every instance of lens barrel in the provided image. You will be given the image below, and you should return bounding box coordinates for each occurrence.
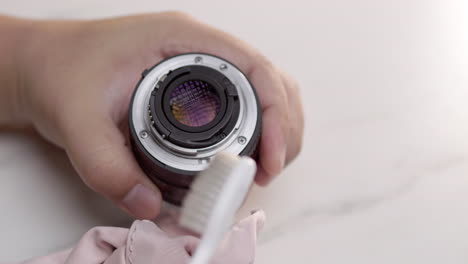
[129,53,261,205]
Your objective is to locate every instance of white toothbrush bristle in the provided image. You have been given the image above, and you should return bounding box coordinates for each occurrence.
[179,153,244,234]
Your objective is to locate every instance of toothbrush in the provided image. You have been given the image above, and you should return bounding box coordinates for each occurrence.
[179,152,257,264]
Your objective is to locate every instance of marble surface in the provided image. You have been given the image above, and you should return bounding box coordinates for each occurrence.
[1,0,468,263]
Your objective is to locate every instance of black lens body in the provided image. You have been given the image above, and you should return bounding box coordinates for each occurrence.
[129,54,261,205]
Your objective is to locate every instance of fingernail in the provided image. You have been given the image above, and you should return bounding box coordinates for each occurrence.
[276,143,287,174]
[273,125,287,176]
[122,184,161,219]
[280,144,287,168]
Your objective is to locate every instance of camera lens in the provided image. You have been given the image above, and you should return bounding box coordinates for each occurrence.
[129,53,261,205]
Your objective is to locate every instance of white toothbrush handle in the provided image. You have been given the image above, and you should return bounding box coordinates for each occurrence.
[190,156,256,264]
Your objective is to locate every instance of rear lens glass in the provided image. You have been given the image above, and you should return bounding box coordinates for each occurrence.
[169,80,221,127]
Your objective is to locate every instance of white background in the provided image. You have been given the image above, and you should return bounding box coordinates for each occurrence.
[1,0,468,263]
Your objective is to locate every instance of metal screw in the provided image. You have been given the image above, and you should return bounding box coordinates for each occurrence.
[140,131,148,139]
[238,136,247,144]
[219,64,228,70]
[194,56,203,63]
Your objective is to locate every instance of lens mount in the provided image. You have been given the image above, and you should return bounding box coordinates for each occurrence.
[129,53,261,205]
[150,65,240,148]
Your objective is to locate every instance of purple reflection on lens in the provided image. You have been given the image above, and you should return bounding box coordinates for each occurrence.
[169,80,221,127]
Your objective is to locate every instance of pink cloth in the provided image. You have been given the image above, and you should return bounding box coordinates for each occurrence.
[12,211,265,264]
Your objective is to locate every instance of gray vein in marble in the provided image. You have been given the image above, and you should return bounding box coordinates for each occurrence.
[258,155,467,245]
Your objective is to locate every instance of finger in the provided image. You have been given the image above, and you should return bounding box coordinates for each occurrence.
[157,15,291,184]
[257,70,304,185]
[157,12,260,72]
[255,103,289,186]
[278,70,304,164]
[253,66,290,184]
[255,166,271,186]
[62,112,162,219]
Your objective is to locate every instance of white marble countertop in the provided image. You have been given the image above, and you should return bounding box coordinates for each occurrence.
[1,0,468,263]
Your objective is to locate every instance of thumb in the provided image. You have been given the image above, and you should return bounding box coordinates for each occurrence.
[62,115,162,219]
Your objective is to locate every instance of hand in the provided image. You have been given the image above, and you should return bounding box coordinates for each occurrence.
[16,12,304,219]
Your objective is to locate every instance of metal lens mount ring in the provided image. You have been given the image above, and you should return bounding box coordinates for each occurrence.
[129,53,261,205]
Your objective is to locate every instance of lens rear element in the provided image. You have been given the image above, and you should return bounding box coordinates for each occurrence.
[169,80,221,127]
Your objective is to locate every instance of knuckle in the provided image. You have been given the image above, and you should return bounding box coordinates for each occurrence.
[287,129,304,162]
[290,78,300,91]
[257,55,274,70]
[82,161,112,192]
[79,148,121,194]
[161,10,195,23]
